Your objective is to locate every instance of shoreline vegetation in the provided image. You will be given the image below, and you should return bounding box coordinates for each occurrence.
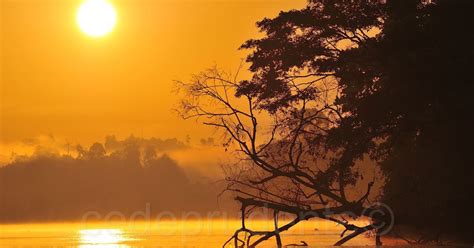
[175,0,473,246]
[0,136,236,223]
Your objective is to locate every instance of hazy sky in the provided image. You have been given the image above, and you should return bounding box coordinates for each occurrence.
[1,0,305,153]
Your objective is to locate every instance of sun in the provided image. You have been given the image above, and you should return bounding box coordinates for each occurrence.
[77,0,117,37]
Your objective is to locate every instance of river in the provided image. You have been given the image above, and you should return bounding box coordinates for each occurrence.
[0,219,374,247]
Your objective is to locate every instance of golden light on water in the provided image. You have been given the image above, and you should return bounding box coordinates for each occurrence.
[79,244,128,248]
[0,220,377,247]
[77,0,117,37]
[79,229,127,247]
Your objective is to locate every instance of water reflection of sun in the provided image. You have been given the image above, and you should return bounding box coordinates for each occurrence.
[79,229,129,248]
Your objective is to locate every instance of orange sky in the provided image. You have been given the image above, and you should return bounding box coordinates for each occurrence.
[0,0,305,156]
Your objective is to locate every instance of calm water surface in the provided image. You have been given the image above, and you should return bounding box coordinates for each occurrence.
[0,219,374,247]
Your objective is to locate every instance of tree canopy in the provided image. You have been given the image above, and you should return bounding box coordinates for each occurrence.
[241,0,473,241]
[180,0,473,246]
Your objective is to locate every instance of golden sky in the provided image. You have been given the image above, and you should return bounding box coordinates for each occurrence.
[1,0,305,153]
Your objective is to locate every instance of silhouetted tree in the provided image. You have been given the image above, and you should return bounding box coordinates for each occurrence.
[179,0,473,246]
[178,66,390,247]
[88,143,106,159]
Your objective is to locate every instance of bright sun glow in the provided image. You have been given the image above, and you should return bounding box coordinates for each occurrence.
[77,0,116,37]
[79,229,125,245]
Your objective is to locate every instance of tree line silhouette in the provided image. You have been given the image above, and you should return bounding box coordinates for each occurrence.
[178,0,473,246]
[0,136,224,222]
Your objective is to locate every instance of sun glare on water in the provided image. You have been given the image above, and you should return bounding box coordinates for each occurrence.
[79,229,126,246]
[77,0,117,37]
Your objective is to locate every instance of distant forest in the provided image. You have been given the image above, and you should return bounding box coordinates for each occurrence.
[0,136,229,222]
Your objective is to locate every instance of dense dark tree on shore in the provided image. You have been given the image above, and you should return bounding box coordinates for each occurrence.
[180,0,473,246]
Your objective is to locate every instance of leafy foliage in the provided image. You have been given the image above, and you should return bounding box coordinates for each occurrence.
[239,0,473,241]
[180,0,473,245]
